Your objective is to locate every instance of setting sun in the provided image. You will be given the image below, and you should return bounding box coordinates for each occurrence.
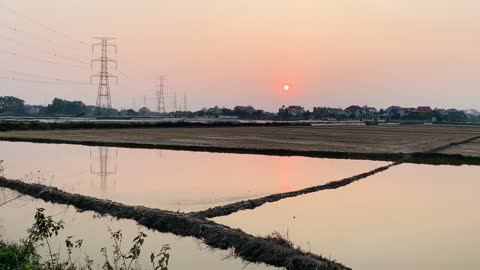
[283,84,290,91]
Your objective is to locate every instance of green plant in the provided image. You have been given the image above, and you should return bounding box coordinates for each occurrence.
[150,245,170,270]
[27,208,64,268]
[0,208,170,270]
[101,229,169,270]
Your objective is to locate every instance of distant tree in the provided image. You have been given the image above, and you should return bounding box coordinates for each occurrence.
[312,107,329,119]
[47,98,86,115]
[431,110,443,122]
[126,109,136,115]
[0,96,25,115]
[447,111,467,122]
[303,110,312,120]
[221,108,234,115]
[94,107,119,116]
[278,105,289,119]
[138,107,151,116]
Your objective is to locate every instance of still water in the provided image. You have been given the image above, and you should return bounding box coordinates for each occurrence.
[0,141,387,212]
[214,163,480,270]
[0,197,276,270]
[4,140,476,269]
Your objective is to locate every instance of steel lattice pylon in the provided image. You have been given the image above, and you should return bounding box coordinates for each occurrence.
[156,75,166,113]
[90,37,118,109]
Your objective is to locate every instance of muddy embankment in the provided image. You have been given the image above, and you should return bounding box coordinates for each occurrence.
[192,160,404,219]
[0,176,350,270]
[0,120,311,132]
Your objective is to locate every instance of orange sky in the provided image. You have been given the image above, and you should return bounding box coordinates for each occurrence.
[1,0,480,111]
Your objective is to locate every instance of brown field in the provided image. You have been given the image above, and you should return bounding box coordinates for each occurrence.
[1,124,480,159]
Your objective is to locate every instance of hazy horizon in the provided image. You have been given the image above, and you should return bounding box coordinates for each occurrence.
[1,0,480,111]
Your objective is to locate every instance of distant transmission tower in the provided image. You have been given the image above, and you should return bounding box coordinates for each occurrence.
[183,93,188,112]
[156,76,166,113]
[90,147,118,194]
[172,92,178,112]
[90,37,118,109]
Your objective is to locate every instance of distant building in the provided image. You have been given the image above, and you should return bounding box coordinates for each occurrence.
[386,106,415,118]
[287,106,304,117]
[416,106,432,113]
[345,105,365,119]
[363,106,378,115]
[234,105,256,115]
[386,106,402,117]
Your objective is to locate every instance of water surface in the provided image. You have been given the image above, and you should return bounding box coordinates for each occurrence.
[0,197,275,270]
[213,163,480,270]
[0,141,387,212]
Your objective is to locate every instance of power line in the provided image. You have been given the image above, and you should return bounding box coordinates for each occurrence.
[116,68,129,78]
[0,21,54,45]
[0,48,86,69]
[0,1,89,47]
[0,33,89,64]
[0,20,88,55]
[0,76,89,85]
[0,68,89,84]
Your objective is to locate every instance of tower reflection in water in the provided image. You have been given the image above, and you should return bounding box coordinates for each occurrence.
[90,147,118,194]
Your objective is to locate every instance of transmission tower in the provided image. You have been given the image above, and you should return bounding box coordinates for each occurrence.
[90,37,118,109]
[172,92,178,112]
[90,147,118,194]
[156,76,166,113]
[183,93,188,112]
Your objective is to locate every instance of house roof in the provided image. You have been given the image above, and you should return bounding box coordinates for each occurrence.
[416,106,432,112]
[345,105,362,111]
[386,106,402,111]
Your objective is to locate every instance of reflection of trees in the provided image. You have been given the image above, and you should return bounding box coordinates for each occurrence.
[90,147,118,194]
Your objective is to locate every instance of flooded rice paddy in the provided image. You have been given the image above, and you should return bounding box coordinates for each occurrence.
[214,163,480,270]
[0,197,276,270]
[1,140,479,269]
[0,141,386,212]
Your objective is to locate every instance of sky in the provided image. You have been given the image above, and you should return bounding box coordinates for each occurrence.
[0,0,480,112]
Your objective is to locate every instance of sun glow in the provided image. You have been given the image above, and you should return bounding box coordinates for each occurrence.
[283,84,290,91]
